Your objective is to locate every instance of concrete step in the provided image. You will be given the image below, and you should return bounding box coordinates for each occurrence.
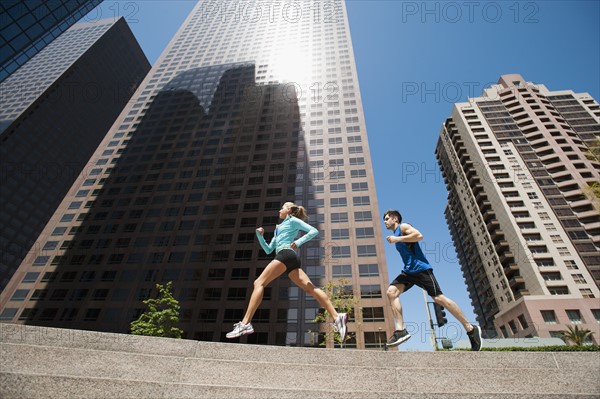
[1,324,599,398]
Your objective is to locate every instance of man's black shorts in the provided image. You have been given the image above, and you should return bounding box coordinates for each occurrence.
[390,269,443,297]
[274,249,301,274]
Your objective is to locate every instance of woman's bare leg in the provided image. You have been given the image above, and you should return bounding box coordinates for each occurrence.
[288,268,339,320]
[241,260,286,324]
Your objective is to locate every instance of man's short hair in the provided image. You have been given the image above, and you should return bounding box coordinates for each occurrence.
[383,209,402,223]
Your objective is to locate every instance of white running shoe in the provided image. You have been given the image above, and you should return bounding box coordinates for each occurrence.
[333,313,348,342]
[226,321,254,339]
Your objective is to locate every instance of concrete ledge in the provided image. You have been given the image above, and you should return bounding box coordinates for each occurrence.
[2,373,599,399]
[0,323,197,357]
[1,324,598,398]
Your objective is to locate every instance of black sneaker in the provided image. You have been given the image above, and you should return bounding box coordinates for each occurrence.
[467,325,482,351]
[386,329,411,347]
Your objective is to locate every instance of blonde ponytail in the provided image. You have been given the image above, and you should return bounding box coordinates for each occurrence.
[285,202,308,221]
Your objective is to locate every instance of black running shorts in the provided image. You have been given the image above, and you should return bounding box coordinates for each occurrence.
[274,249,301,274]
[390,269,443,298]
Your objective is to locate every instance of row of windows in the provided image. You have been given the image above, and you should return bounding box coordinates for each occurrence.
[19,263,380,291]
[0,305,385,329]
[541,309,600,325]
[10,283,384,304]
[32,243,379,268]
[498,309,600,339]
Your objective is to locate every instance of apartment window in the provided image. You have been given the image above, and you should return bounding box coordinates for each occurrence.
[21,272,40,283]
[332,264,352,278]
[541,310,557,324]
[227,288,247,300]
[331,229,350,240]
[544,223,557,231]
[360,285,382,298]
[529,245,548,254]
[353,196,370,206]
[508,320,518,334]
[362,307,384,322]
[517,314,529,329]
[231,268,250,280]
[355,211,372,221]
[355,227,374,239]
[566,310,582,324]
[564,260,579,270]
[84,309,101,321]
[535,259,554,268]
[357,245,377,257]
[0,307,19,321]
[352,182,368,191]
[204,288,222,301]
[330,183,346,193]
[331,246,351,258]
[207,269,226,280]
[18,308,38,321]
[331,213,348,223]
[549,286,569,295]
[550,235,564,244]
[571,274,586,284]
[331,198,347,207]
[591,309,600,323]
[10,290,29,301]
[523,234,541,242]
[541,272,562,281]
[557,247,570,256]
[580,289,595,298]
[359,264,379,277]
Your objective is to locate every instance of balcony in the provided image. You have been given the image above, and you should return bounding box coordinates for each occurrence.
[486,219,500,232]
[513,288,530,300]
[509,275,525,286]
[499,251,515,265]
[494,240,509,252]
[575,208,600,220]
[475,191,488,203]
[490,229,505,241]
[503,264,519,279]
[479,200,492,213]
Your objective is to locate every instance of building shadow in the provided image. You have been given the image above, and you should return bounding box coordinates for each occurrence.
[29,62,319,346]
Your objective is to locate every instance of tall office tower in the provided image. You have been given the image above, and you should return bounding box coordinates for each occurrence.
[0,18,150,291]
[0,0,393,349]
[436,74,600,342]
[0,0,104,82]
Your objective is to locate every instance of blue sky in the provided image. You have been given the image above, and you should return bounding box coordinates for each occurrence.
[83,1,600,351]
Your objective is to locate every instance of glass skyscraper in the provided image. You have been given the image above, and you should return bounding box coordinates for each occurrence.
[0,0,104,82]
[0,0,393,349]
[0,17,150,291]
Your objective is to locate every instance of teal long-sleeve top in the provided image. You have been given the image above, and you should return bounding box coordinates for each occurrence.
[256,215,318,254]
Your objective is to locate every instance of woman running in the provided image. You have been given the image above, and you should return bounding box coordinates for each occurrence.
[226,201,348,342]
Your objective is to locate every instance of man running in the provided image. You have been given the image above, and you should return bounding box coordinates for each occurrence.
[383,209,482,351]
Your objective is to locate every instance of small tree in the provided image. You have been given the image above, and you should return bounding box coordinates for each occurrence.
[312,278,361,346]
[560,325,593,346]
[130,281,183,338]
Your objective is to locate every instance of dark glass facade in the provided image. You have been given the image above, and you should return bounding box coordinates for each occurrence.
[0,18,150,291]
[0,0,103,82]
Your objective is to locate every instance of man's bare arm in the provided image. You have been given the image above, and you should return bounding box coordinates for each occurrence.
[386,223,423,244]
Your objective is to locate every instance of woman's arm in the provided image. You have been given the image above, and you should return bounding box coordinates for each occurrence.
[291,217,318,248]
[256,227,277,254]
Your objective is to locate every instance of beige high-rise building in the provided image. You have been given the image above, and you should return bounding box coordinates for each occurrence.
[436,74,600,342]
[0,0,393,349]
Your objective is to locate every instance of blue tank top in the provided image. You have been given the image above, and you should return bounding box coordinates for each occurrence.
[393,225,432,274]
